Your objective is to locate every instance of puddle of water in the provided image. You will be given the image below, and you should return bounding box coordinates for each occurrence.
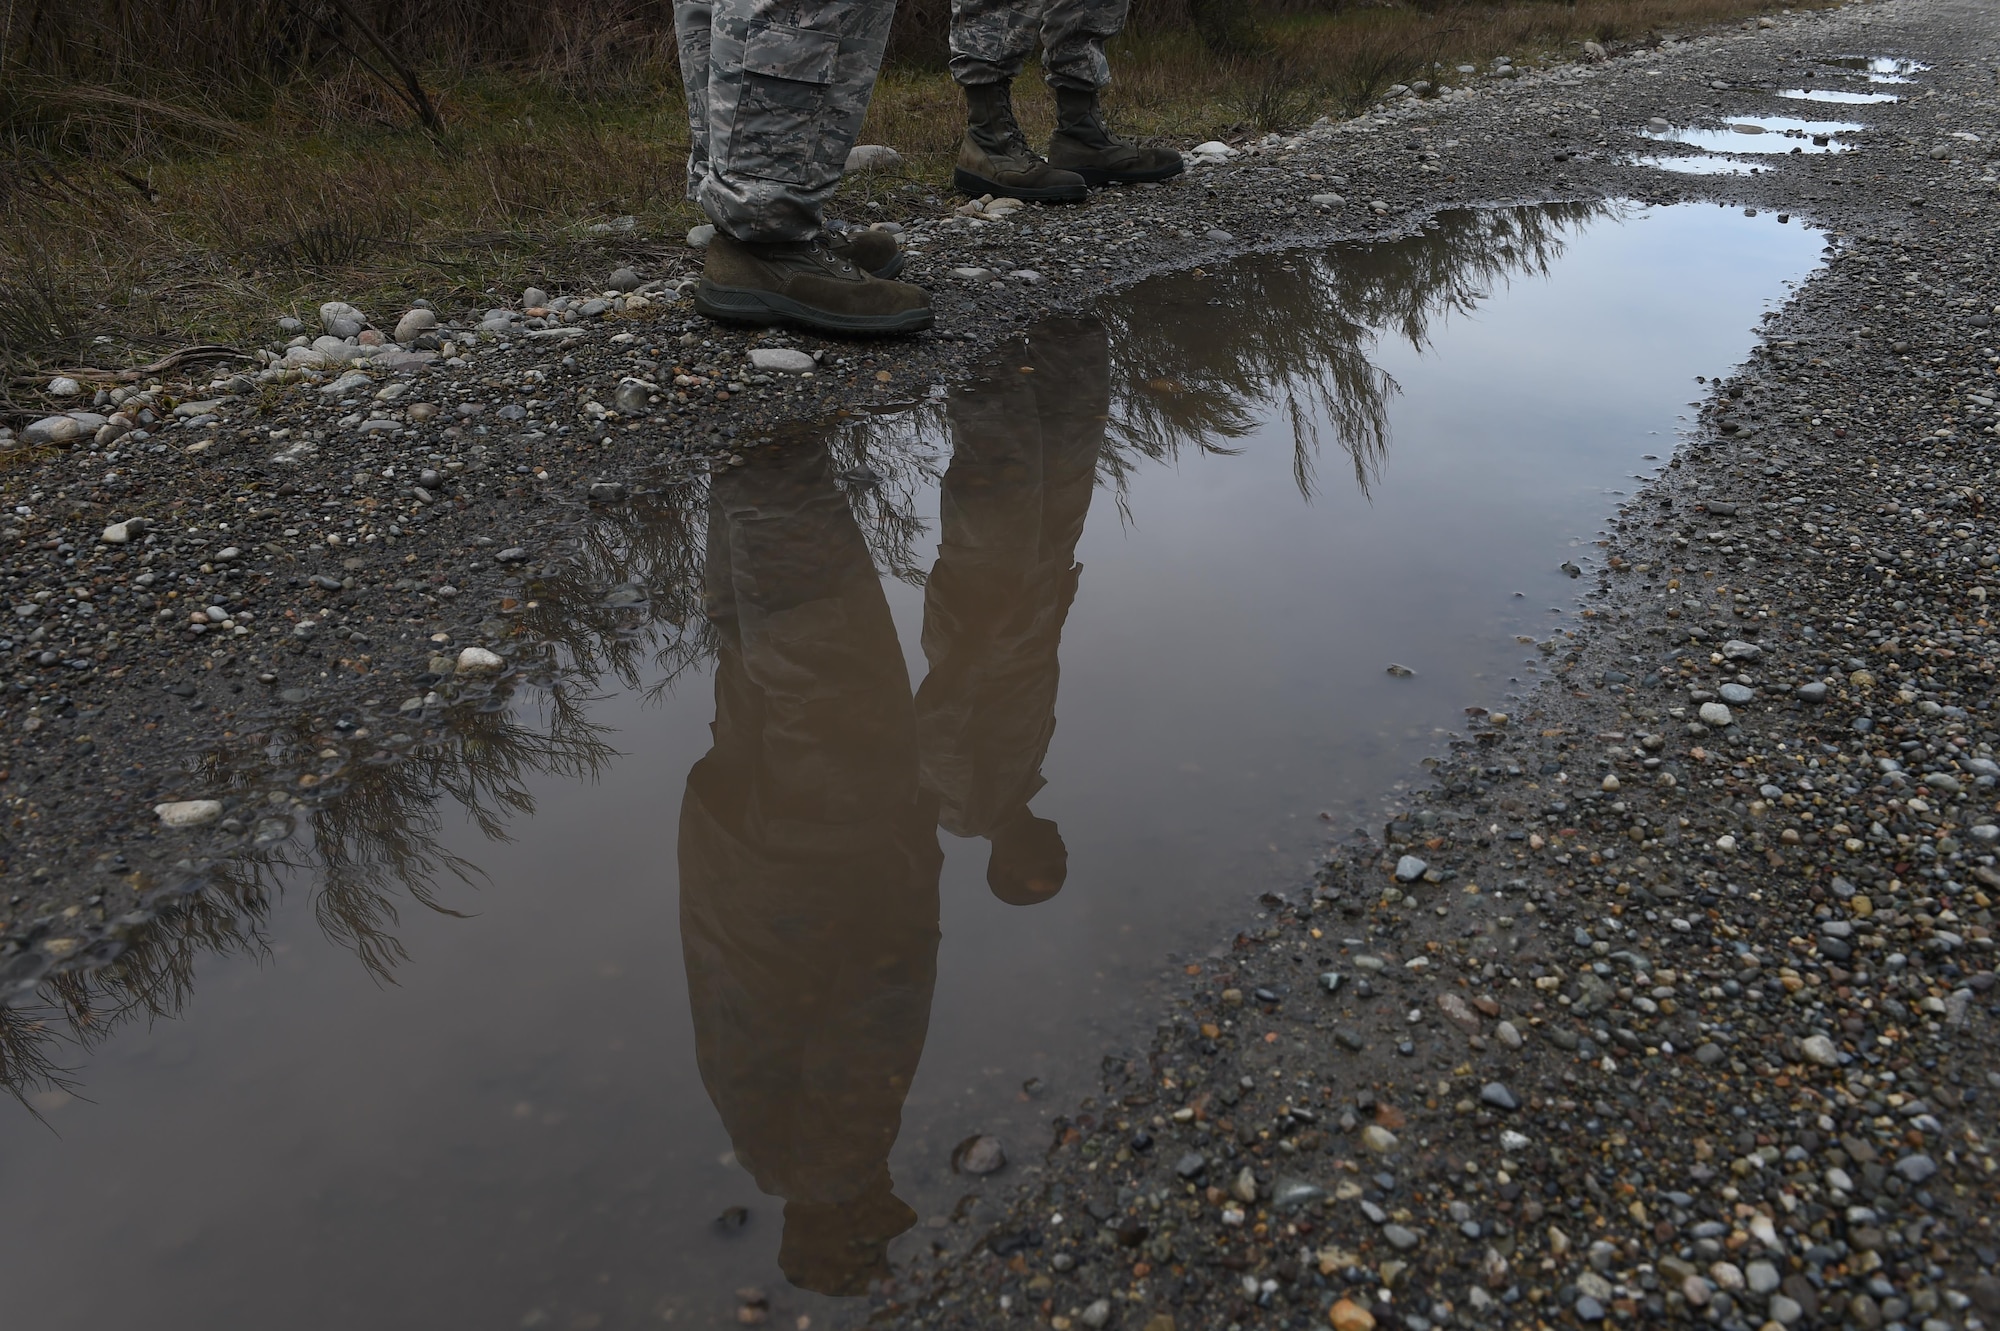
[1630,153,1767,176]
[1638,116,1859,155]
[1776,88,1901,105]
[0,203,1825,1329]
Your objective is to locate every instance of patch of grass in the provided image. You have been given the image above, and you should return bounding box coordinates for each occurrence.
[0,0,1824,411]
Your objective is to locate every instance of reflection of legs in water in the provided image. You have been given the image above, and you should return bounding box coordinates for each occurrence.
[915,318,1109,903]
[681,441,942,1297]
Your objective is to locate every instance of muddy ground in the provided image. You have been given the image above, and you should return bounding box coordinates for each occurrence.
[1,0,1998,1325]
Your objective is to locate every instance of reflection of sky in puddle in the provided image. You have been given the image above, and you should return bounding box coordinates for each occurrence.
[1777,88,1900,105]
[1639,116,1858,155]
[1822,56,1929,83]
[1632,154,1766,176]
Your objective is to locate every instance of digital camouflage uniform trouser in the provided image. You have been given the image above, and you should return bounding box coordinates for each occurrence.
[947,0,1129,91]
[674,0,896,243]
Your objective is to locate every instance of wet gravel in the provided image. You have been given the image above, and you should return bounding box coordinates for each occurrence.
[1,0,1998,1325]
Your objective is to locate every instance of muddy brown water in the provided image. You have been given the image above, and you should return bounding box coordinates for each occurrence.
[0,203,1823,1329]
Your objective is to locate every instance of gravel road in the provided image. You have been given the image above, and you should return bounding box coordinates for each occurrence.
[2,3,1998,1328]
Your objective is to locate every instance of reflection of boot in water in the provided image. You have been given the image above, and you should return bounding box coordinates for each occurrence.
[680,439,941,1297]
[779,1170,919,1297]
[916,318,1108,902]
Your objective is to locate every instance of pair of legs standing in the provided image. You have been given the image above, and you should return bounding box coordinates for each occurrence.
[670,0,1180,333]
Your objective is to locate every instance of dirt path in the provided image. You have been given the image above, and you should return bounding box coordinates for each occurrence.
[1,4,1997,1327]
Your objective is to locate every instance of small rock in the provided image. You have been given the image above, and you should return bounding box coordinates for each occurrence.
[101,517,147,544]
[1893,1153,1937,1184]
[1799,1033,1841,1067]
[1205,228,1235,243]
[277,316,304,332]
[319,301,368,338]
[1360,1124,1398,1153]
[1496,1020,1524,1049]
[1718,683,1754,704]
[47,376,81,397]
[845,144,903,172]
[455,646,505,674]
[22,415,82,446]
[155,799,223,828]
[1174,1151,1207,1179]
[687,224,717,248]
[1230,1166,1257,1203]
[1768,1294,1803,1325]
[1079,1300,1112,1330]
[522,286,550,309]
[1381,1224,1420,1251]
[614,379,652,412]
[1310,193,1344,206]
[394,309,439,343]
[748,348,816,374]
[954,1134,1007,1175]
[496,547,530,563]
[1581,40,1608,60]
[1271,1177,1325,1210]
[1746,1260,1781,1295]
[1698,701,1733,727]
[1329,1298,1376,1331]
[1796,681,1828,703]
[607,266,641,292]
[1394,855,1427,882]
[1479,1082,1520,1111]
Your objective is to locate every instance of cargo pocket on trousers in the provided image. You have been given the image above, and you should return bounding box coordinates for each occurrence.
[728,21,841,185]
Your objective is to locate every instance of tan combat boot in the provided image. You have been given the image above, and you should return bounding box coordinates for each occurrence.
[695,235,931,336]
[954,82,1087,203]
[1046,87,1186,187]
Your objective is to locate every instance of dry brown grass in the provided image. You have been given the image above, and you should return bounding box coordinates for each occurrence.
[1,0,1820,415]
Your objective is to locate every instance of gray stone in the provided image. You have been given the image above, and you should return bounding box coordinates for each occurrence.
[1205,228,1235,243]
[579,298,611,318]
[1079,1299,1111,1329]
[155,799,223,828]
[1722,639,1762,660]
[845,144,903,172]
[1768,1294,1803,1325]
[1309,193,1344,207]
[1698,702,1734,727]
[687,224,717,248]
[321,370,373,397]
[1174,1151,1207,1179]
[319,301,367,338]
[1271,1177,1326,1210]
[394,308,439,343]
[1799,1034,1841,1067]
[22,415,81,446]
[955,1134,1006,1175]
[522,287,550,309]
[1892,1153,1937,1183]
[1719,683,1755,704]
[1382,1224,1420,1251]
[1746,1260,1781,1295]
[749,348,816,374]
[614,380,651,413]
[1394,855,1428,882]
[607,267,641,292]
[1696,1042,1725,1065]
[1796,681,1829,702]
[1479,1082,1520,1111]
[1574,1295,1605,1321]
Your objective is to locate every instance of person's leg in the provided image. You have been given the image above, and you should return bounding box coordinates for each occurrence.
[673,0,714,204]
[946,0,1086,201]
[699,0,893,242]
[690,0,933,333]
[1038,0,1184,185]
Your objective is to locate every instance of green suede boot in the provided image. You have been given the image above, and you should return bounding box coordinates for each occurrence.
[954,82,1087,203]
[1047,87,1186,186]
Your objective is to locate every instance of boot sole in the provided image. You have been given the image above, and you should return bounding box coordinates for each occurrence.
[952,166,1087,203]
[694,279,933,336]
[1061,158,1189,188]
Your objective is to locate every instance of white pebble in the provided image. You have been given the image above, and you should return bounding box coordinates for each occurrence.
[455,646,504,674]
[155,799,223,828]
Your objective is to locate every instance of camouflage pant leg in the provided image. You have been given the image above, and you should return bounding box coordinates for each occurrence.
[948,0,1127,91]
[674,0,713,203]
[692,0,897,243]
